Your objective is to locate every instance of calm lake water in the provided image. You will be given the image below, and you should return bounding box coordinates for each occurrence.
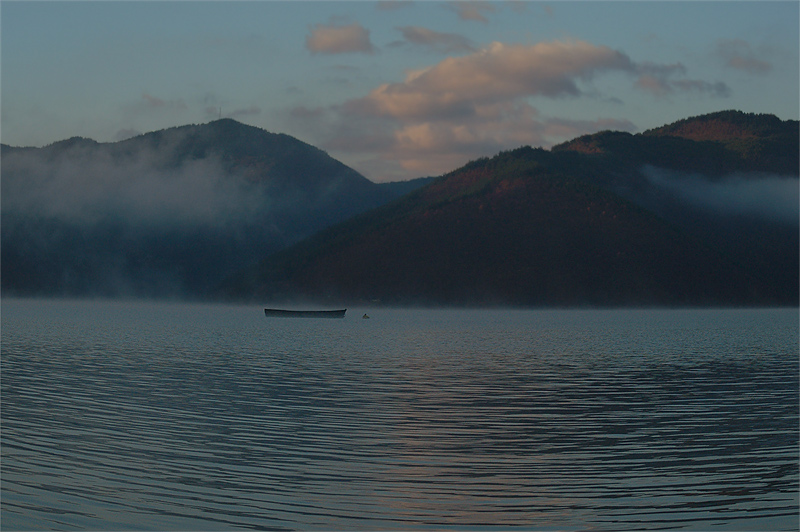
[1,299,797,531]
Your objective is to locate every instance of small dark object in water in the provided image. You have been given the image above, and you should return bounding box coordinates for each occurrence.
[362,313,370,319]
[264,309,346,318]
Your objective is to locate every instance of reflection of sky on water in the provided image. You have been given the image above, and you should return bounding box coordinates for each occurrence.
[2,302,797,530]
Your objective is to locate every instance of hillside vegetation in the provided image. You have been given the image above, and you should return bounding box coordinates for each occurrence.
[1,120,429,298]
[220,111,798,307]
[4,111,795,306]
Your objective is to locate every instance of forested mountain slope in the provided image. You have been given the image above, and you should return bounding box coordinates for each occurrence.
[1,119,427,298]
[220,111,798,307]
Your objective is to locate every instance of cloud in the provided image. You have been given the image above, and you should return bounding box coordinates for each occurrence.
[635,75,674,96]
[633,61,730,97]
[346,41,636,120]
[643,166,798,224]
[306,22,375,54]
[716,39,773,74]
[384,105,636,174]
[636,75,730,98]
[140,92,187,111]
[446,1,497,23]
[288,38,730,180]
[671,79,731,97]
[1,138,267,228]
[315,98,635,179]
[395,26,476,53]
[376,0,413,10]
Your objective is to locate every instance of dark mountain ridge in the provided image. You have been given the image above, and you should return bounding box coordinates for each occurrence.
[4,111,796,305]
[554,110,798,176]
[1,120,429,298]
[220,111,798,307]
[552,110,798,303]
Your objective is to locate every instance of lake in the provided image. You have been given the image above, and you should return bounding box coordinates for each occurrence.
[1,299,797,531]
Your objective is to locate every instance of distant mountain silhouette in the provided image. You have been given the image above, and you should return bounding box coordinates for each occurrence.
[1,120,429,298]
[219,111,798,307]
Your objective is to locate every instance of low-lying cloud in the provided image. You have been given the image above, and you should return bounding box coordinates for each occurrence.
[643,166,799,225]
[1,144,267,228]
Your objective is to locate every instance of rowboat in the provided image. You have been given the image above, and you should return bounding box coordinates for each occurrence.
[264,308,346,319]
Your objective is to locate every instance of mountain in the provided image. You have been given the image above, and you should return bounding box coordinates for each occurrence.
[556,110,798,175]
[1,119,429,298]
[553,110,799,304]
[219,111,798,307]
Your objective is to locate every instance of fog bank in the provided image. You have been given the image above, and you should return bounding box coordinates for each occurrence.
[1,146,269,228]
[642,165,799,225]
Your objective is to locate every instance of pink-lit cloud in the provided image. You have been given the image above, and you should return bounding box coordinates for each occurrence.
[446,1,497,23]
[140,92,187,111]
[384,103,635,175]
[306,22,375,54]
[395,26,476,53]
[716,39,773,74]
[346,41,636,120]
[293,39,730,180]
[313,99,635,180]
[631,60,731,97]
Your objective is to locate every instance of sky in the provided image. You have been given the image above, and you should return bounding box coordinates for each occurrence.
[2,1,798,183]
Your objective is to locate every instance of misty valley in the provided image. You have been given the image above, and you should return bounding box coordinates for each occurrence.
[4,2,798,530]
[2,111,798,531]
[2,110,797,307]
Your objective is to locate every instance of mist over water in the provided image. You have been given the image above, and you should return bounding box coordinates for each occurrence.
[2,300,797,531]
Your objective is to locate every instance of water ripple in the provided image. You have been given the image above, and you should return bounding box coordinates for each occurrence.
[2,301,797,530]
